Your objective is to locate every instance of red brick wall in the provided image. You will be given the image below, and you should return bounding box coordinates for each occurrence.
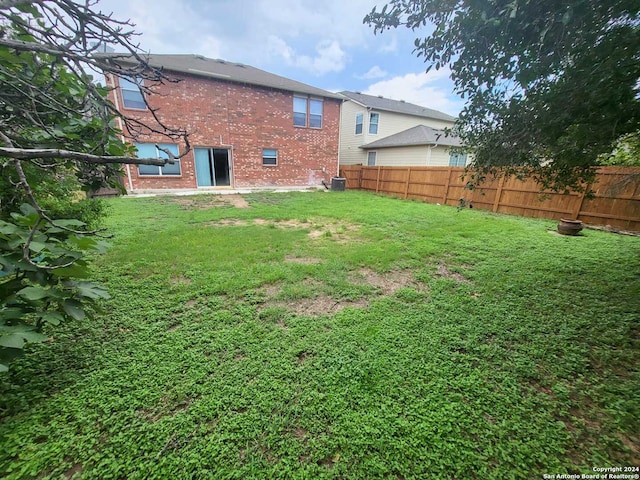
[107,72,340,191]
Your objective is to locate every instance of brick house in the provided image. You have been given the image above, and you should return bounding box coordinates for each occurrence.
[99,54,342,192]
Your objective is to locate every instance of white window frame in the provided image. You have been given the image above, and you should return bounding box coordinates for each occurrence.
[293,96,323,129]
[309,99,323,128]
[449,152,467,167]
[136,143,181,176]
[119,77,146,110]
[293,96,307,127]
[355,113,363,135]
[262,148,278,166]
[367,151,377,166]
[369,112,379,134]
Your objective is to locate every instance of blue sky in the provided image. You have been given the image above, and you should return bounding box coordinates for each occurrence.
[97,0,464,116]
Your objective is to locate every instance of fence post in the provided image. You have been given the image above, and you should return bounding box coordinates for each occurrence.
[404,167,411,199]
[358,166,363,189]
[376,166,381,193]
[493,175,506,212]
[442,168,453,204]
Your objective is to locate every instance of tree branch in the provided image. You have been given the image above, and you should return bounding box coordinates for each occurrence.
[0,146,190,165]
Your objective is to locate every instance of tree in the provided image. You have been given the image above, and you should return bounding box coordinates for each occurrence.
[365,0,640,191]
[0,0,189,371]
[600,133,640,167]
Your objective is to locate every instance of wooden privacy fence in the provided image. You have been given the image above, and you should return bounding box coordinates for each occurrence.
[339,165,640,232]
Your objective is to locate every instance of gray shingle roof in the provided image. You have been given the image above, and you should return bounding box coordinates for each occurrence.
[360,125,461,149]
[95,53,342,99]
[340,91,456,122]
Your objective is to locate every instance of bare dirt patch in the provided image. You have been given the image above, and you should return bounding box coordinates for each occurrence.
[435,264,471,283]
[305,221,360,242]
[351,268,417,295]
[205,218,249,227]
[297,351,312,364]
[284,255,322,264]
[225,194,250,209]
[204,217,360,242]
[258,268,421,317]
[167,194,250,210]
[261,283,281,297]
[65,463,83,479]
[274,295,368,317]
[171,275,192,285]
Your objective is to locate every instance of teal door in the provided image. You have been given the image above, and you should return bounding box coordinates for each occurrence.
[195,148,212,186]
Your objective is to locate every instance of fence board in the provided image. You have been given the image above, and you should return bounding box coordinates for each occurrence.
[339,165,640,232]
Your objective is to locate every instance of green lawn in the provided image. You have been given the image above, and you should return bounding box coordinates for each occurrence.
[1,191,638,479]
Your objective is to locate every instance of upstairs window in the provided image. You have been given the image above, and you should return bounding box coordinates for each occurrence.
[293,96,323,128]
[293,97,307,127]
[355,113,363,134]
[369,112,379,134]
[119,77,146,110]
[449,152,467,167]
[262,148,278,166]
[135,143,181,176]
[309,99,323,128]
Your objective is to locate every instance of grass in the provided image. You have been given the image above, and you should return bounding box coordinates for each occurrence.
[1,190,638,479]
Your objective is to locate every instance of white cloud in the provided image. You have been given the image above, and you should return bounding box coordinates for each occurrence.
[357,66,388,79]
[267,36,295,63]
[268,37,347,76]
[99,0,223,58]
[377,36,398,54]
[364,69,463,116]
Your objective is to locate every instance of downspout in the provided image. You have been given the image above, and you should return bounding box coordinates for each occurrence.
[336,97,344,178]
[426,142,439,165]
[107,73,134,192]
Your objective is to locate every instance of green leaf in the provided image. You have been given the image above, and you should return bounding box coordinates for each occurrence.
[0,334,25,349]
[63,300,85,321]
[20,331,49,343]
[0,363,7,373]
[76,282,110,300]
[0,221,19,235]
[0,308,29,322]
[19,203,37,216]
[51,264,89,278]
[40,312,63,326]
[54,219,86,228]
[29,241,47,253]
[17,286,50,301]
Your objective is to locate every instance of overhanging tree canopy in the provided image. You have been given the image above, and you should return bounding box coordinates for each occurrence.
[0,0,189,371]
[365,0,640,191]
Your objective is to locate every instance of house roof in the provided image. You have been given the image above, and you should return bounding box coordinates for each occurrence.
[95,53,342,100]
[339,91,456,122]
[360,125,462,149]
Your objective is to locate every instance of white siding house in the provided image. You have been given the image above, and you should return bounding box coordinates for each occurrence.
[338,91,467,167]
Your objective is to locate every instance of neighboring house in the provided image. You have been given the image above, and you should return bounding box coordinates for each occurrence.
[338,91,467,168]
[99,54,342,192]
